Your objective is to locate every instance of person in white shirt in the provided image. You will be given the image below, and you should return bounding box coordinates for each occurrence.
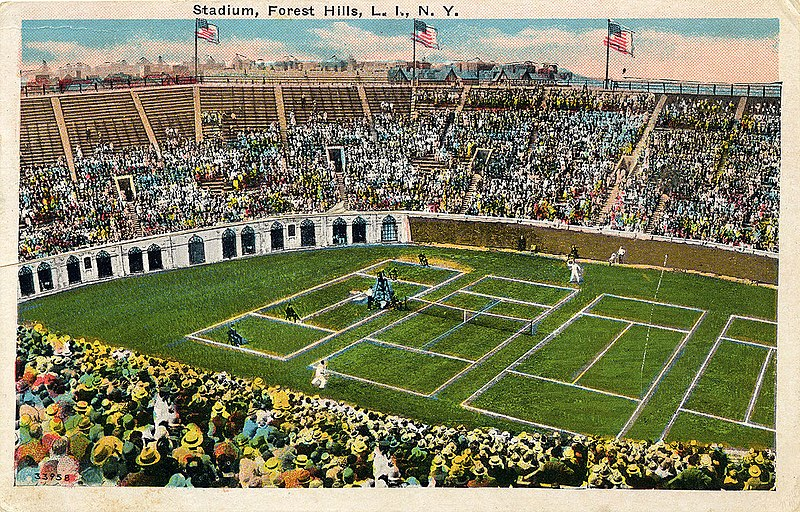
[312,359,329,389]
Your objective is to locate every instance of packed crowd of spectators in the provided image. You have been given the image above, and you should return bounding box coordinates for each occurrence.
[18,88,781,260]
[15,323,775,489]
[609,99,779,252]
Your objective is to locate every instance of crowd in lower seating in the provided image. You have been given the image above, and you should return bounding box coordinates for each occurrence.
[18,89,781,260]
[15,323,776,489]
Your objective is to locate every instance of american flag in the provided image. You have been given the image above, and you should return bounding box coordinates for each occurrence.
[604,21,633,56]
[414,20,440,49]
[196,19,220,44]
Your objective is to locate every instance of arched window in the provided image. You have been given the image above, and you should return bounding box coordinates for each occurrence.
[270,222,285,251]
[37,262,54,290]
[333,217,348,245]
[352,216,368,244]
[222,228,237,259]
[241,226,256,255]
[128,247,144,273]
[19,266,35,296]
[66,255,82,284]
[97,250,113,278]
[188,235,205,265]
[147,244,163,271]
[300,219,316,247]
[381,216,398,242]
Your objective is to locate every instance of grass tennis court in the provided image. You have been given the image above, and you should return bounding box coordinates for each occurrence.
[725,316,777,346]
[471,373,638,436]
[327,340,470,395]
[20,245,777,449]
[589,295,702,330]
[203,315,330,357]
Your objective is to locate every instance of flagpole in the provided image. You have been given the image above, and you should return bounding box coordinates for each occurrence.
[412,18,417,86]
[194,18,199,80]
[605,19,611,89]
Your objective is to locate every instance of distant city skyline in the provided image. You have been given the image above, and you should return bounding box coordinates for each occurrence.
[22,18,780,83]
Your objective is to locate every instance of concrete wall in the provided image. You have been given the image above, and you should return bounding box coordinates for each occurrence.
[17,212,409,301]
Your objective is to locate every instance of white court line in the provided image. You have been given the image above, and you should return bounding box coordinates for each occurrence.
[353,271,431,289]
[364,337,476,364]
[188,259,393,337]
[301,294,360,321]
[745,349,774,424]
[462,403,580,436]
[582,313,689,333]
[485,274,576,292]
[419,300,499,351]
[282,307,389,360]
[508,370,641,402]
[730,314,778,325]
[249,312,336,333]
[458,289,553,309]
[617,309,708,439]
[572,323,635,384]
[659,315,734,441]
[462,294,606,406]
[326,369,431,398]
[603,293,705,312]
[720,336,777,350]
[679,408,776,433]
[411,296,532,324]
[187,335,286,361]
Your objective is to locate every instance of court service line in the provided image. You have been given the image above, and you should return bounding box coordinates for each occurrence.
[364,337,476,364]
[249,312,336,333]
[603,293,705,312]
[659,314,732,441]
[462,403,580,436]
[720,337,777,351]
[745,349,774,424]
[572,322,635,384]
[458,289,553,309]
[581,313,690,333]
[485,274,577,291]
[508,370,641,402]
[617,310,708,439]
[187,335,285,361]
[679,408,776,433]
[353,271,431,289]
[730,314,778,325]
[325,370,431,398]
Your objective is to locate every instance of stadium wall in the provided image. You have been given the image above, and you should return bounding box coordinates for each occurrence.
[407,213,778,285]
[16,212,410,301]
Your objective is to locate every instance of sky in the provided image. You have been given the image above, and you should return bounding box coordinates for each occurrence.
[21,18,780,83]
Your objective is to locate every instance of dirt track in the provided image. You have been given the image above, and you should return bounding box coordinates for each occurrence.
[409,218,778,285]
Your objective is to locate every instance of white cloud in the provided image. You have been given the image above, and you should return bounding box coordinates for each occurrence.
[308,22,410,61]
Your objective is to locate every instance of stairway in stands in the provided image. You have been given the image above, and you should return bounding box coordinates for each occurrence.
[123,203,143,238]
[645,193,670,233]
[459,152,482,214]
[335,170,349,209]
[734,96,747,121]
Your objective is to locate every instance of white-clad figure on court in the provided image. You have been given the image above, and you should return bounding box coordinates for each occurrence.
[617,246,626,264]
[568,260,584,284]
[312,359,329,389]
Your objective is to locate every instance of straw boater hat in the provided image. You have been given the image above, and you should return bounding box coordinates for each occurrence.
[181,429,204,450]
[136,443,161,467]
[748,465,762,478]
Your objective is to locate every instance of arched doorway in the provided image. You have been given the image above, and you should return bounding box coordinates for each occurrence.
[188,235,205,265]
[352,216,367,244]
[97,251,113,278]
[241,226,256,255]
[147,244,163,271]
[66,255,82,284]
[37,262,54,291]
[333,218,347,245]
[271,222,284,251]
[19,266,35,296]
[128,247,144,273]
[381,215,398,242]
[300,219,316,247]
[222,228,237,259]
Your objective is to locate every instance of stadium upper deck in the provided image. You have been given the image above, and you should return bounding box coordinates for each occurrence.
[18,82,780,262]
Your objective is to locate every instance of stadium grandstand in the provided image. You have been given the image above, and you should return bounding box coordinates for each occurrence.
[16,77,779,490]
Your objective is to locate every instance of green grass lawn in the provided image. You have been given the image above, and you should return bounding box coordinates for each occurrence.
[685,340,770,421]
[327,340,470,395]
[577,325,685,398]
[365,261,459,286]
[428,321,529,361]
[665,412,775,450]
[590,295,701,330]
[516,315,628,382]
[260,275,375,318]
[18,244,777,449]
[726,317,777,346]
[750,353,776,427]
[204,315,329,357]
[375,305,464,348]
[471,373,637,436]
[469,277,573,306]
